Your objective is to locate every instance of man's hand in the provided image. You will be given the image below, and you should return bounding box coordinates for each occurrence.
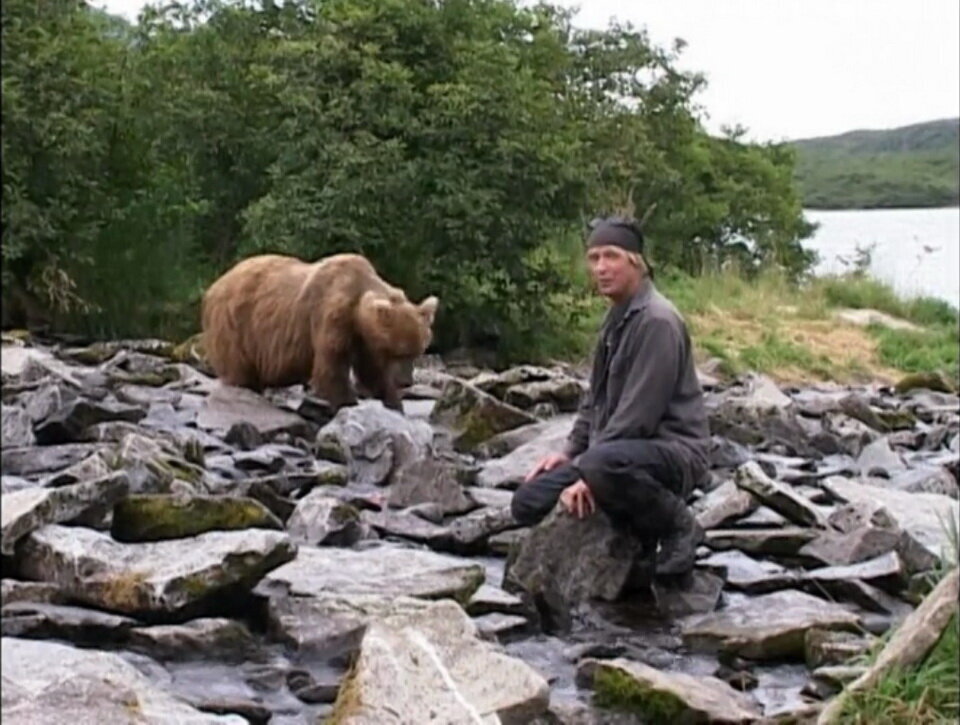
[560,480,595,519]
[524,452,571,483]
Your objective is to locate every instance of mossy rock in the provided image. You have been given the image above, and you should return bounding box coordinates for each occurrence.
[169,333,212,373]
[111,494,283,542]
[895,370,958,395]
[593,668,688,724]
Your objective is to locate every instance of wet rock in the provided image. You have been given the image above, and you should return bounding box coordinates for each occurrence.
[111,493,282,542]
[504,377,587,413]
[18,524,295,618]
[2,472,129,555]
[474,612,530,640]
[0,579,67,607]
[694,480,758,530]
[1,406,34,448]
[0,601,138,644]
[318,401,434,487]
[477,416,575,489]
[1,443,110,477]
[286,490,363,546]
[855,437,907,476]
[255,544,485,606]
[330,597,549,724]
[698,550,799,593]
[127,618,258,661]
[189,697,271,725]
[388,457,473,514]
[820,476,959,561]
[467,584,528,617]
[576,658,761,723]
[803,628,874,669]
[733,461,828,528]
[430,377,539,452]
[802,551,906,594]
[197,385,312,439]
[704,528,817,557]
[651,570,724,618]
[504,507,642,632]
[1,637,245,723]
[682,589,860,660]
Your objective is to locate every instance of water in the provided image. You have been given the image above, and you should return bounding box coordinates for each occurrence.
[802,207,960,308]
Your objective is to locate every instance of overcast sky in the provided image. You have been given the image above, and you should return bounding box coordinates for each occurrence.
[96,0,959,142]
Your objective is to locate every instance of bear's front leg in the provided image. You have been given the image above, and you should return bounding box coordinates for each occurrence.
[353,347,403,412]
[311,346,357,410]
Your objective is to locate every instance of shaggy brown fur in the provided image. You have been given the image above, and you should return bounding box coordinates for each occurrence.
[201,253,438,411]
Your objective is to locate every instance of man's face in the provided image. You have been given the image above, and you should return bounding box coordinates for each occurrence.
[586,245,640,301]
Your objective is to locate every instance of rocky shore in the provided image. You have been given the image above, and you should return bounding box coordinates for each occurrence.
[2,334,958,723]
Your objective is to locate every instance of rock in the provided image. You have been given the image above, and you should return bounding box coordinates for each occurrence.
[0,579,66,607]
[707,436,753,469]
[430,377,539,452]
[477,416,575,489]
[855,437,907,476]
[490,528,529,556]
[576,658,761,724]
[466,584,528,617]
[1,406,34,448]
[694,480,759,530]
[820,476,960,561]
[886,465,959,498]
[477,419,562,459]
[474,612,530,640]
[361,508,452,549]
[733,461,828,528]
[33,397,146,445]
[286,490,363,546]
[318,400,435,487]
[388,457,474,514]
[469,365,557,398]
[0,601,138,644]
[0,476,35,494]
[1,443,110,477]
[116,432,207,494]
[127,618,257,661]
[330,597,549,724]
[197,385,312,438]
[894,370,957,394]
[834,308,921,332]
[682,589,860,660]
[809,665,867,695]
[503,507,642,632]
[111,493,283,542]
[447,505,520,554]
[42,450,113,487]
[18,524,295,618]
[697,550,799,593]
[1,344,88,387]
[466,487,515,509]
[704,528,817,557]
[651,570,724,618]
[733,373,795,412]
[735,506,790,527]
[504,378,586,413]
[804,629,874,669]
[1,472,130,555]
[802,551,905,591]
[1,637,245,723]
[255,544,485,606]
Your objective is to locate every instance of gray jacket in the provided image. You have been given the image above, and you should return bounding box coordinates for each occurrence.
[564,279,710,486]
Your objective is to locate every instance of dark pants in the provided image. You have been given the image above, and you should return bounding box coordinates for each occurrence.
[510,440,693,542]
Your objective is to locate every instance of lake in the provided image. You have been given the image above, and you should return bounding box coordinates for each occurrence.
[801,207,960,309]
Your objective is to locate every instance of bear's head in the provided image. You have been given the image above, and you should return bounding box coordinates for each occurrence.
[357,291,439,369]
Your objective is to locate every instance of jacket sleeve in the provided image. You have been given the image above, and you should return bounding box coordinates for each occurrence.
[593,314,682,444]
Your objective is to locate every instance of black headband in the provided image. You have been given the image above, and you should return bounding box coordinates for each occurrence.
[586,217,645,254]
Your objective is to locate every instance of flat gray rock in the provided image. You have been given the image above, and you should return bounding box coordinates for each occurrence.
[128,618,258,661]
[694,480,758,530]
[286,490,363,547]
[1,472,129,555]
[682,589,860,660]
[705,527,817,557]
[477,416,575,489]
[1,637,245,723]
[389,457,474,514]
[255,544,485,605]
[1,405,34,448]
[331,597,549,724]
[577,658,761,723]
[18,524,295,617]
[733,461,828,528]
[197,384,310,437]
[698,550,799,593]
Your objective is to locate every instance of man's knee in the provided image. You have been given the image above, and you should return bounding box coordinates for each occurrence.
[576,443,625,496]
[510,484,544,527]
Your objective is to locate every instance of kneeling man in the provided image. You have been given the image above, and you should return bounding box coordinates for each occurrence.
[511,216,710,576]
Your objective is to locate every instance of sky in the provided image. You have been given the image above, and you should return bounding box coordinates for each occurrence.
[96,0,960,143]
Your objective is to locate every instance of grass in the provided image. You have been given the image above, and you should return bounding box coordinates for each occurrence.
[645,268,960,385]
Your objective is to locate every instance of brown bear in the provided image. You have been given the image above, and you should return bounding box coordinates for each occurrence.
[201,253,438,412]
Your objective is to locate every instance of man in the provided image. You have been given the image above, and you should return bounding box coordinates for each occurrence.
[510,216,710,576]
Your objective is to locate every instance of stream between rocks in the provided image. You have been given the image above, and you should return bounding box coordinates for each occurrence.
[1,335,958,723]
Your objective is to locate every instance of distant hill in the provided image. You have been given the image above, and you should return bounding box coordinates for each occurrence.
[791,118,959,209]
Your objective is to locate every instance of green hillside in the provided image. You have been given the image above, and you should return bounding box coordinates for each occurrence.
[791,118,960,209]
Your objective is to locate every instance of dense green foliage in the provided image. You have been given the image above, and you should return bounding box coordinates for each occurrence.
[793,118,960,209]
[2,0,814,359]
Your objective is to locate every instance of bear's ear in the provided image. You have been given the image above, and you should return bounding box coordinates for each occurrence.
[419,296,439,325]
